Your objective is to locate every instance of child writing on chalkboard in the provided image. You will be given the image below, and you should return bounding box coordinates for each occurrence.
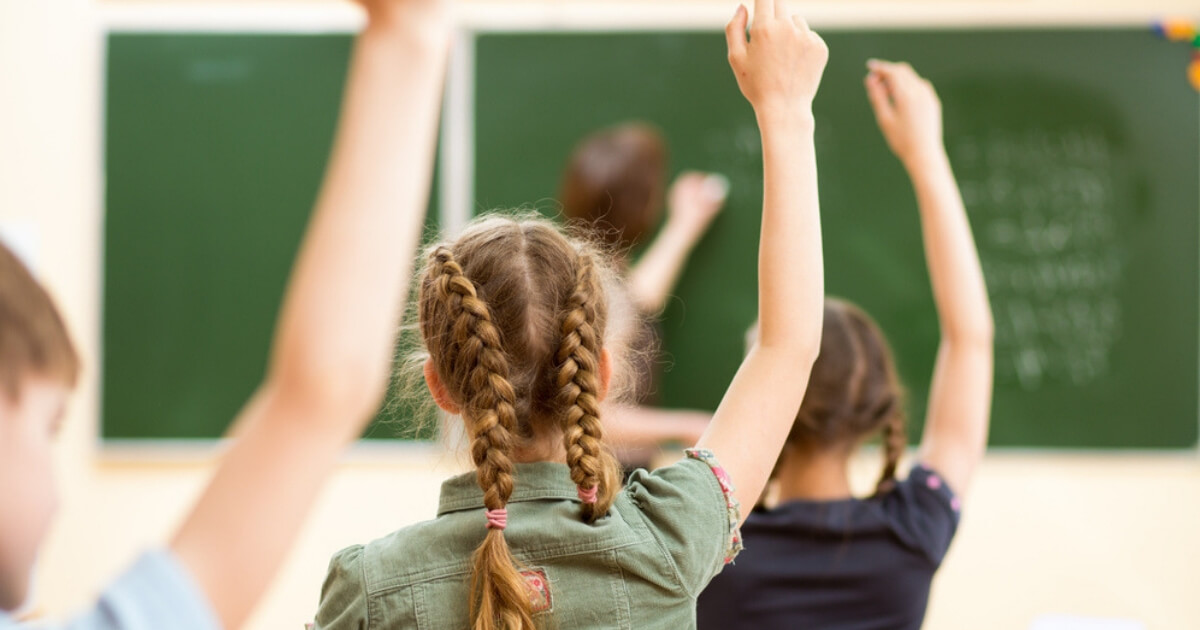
[559,122,729,473]
[312,2,828,627]
[696,60,994,630]
[0,0,447,627]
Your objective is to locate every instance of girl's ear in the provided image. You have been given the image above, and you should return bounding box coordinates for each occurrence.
[598,347,613,402]
[424,358,461,414]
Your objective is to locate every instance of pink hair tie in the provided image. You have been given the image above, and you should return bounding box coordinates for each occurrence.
[485,508,508,530]
[577,485,598,504]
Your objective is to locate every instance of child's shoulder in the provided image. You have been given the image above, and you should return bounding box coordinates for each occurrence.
[881,463,962,519]
[872,463,963,565]
[618,449,744,590]
[335,513,481,592]
[622,450,739,529]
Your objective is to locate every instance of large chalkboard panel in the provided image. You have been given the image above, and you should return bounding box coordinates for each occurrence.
[104,33,439,440]
[474,29,1199,448]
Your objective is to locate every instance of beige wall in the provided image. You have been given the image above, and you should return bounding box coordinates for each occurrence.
[2,0,1198,628]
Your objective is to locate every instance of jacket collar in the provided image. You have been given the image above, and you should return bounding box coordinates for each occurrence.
[437,461,583,516]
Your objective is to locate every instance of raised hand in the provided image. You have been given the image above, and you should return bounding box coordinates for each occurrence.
[865,62,994,498]
[865,60,944,168]
[168,2,451,627]
[698,0,826,521]
[725,0,829,119]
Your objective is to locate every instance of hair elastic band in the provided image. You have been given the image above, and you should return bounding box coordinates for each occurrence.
[485,508,508,530]
[577,485,598,504]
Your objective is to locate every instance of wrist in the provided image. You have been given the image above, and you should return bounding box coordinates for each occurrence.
[663,213,708,245]
[755,106,816,135]
[902,144,951,177]
[361,13,451,53]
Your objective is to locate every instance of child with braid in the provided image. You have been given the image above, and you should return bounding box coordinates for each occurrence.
[313,2,828,628]
[696,60,995,630]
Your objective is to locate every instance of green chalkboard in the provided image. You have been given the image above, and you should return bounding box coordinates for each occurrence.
[104,34,439,440]
[474,29,1199,448]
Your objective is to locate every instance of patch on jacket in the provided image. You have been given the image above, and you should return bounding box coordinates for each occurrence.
[521,568,553,614]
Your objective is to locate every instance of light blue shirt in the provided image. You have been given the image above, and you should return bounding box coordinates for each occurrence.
[0,550,219,630]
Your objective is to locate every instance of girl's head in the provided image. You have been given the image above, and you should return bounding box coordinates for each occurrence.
[773,298,906,494]
[559,122,667,251]
[416,215,622,629]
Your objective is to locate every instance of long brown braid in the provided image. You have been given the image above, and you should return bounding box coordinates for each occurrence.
[765,298,907,499]
[417,216,625,630]
[557,253,620,522]
[426,246,534,630]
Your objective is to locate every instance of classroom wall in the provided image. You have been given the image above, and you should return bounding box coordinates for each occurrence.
[2,1,1198,629]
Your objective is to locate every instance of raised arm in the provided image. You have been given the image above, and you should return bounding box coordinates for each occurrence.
[626,172,728,314]
[696,0,827,521]
[169,3,450,627]
[864,60,994,497]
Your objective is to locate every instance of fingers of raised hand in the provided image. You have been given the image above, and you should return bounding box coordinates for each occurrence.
[726,4,749,60]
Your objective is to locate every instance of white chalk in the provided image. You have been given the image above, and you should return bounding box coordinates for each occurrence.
[704,173,731,201]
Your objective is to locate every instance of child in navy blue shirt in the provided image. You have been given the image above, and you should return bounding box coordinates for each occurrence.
[698,60,994,630]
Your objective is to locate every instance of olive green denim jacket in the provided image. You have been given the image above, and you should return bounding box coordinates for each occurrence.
[314,449,741,629]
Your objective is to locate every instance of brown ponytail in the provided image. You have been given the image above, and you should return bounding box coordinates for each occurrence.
[428,247,535,630]
[557,253,620,522]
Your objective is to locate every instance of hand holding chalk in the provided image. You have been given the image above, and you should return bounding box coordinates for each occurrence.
[704,173,731,202]
[667,171,730,240]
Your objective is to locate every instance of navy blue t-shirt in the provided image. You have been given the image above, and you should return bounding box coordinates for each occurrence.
[697,464,961,630]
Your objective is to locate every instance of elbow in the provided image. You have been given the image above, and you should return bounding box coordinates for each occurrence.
[944,312,994,350]
[756,328,822,372]
[756,310,824,369]
[794,333,822,369]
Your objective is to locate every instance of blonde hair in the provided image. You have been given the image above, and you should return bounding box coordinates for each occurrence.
[417,215,623,629]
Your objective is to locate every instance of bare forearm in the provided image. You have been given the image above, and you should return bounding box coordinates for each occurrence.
[910,150,994,494]
[171,391,344,629]
[907,149,993,345]
[700,112,824,515]
[757,112,823,356]
[627,222,703,314]
[919,341,994,493]
[269,25,448,415]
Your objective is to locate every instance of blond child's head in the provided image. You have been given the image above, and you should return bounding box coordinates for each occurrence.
[416,214,625,630]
